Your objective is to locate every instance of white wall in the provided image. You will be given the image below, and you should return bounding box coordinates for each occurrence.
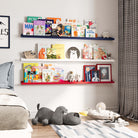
[0,0,118,117]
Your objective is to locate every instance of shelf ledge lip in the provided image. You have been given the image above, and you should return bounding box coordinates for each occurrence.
[21,80,115,85]
[21,58,115,63]
[21,34,115,40]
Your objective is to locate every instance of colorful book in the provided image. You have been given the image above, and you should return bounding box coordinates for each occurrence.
[51,44,65,59]
[45,19,54,36]
[52,24,58,36]
[47,17,61,24]
[27,16,42,23]
[38,44,49,59]
[85,29,95,37]
[23,22,33,35]
[71,25,78,37]
[34,20,45,36]
[47,48,56,59]
[42,69,54,82]
[53,67,64,82]
[62,25,71,37]
[23,63,39,82]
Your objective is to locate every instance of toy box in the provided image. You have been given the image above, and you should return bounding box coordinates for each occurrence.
[47,48,56,59]
[27,16,42,23]
[23,22,34,35]
[34,20,45,36]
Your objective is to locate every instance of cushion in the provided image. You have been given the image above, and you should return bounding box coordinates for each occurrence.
[0,62,14,89]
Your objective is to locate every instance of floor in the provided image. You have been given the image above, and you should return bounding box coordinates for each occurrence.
[30,117,138,138]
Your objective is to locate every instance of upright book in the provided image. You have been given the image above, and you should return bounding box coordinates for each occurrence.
[34,20,45,36]
[38,44,49,59]
[23,22,34,35]
[27,16,42,23]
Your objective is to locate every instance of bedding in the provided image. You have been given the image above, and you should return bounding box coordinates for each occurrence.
[0,62,14,89]
[0,89,29,130]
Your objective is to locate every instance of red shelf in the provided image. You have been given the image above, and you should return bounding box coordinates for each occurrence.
[21,80,115,85]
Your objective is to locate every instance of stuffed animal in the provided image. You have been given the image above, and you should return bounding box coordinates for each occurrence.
[67,71,74,82]
[23,50,36,59]
[63,112,81,125]
[32,104,67,126]
[32,104,81,126]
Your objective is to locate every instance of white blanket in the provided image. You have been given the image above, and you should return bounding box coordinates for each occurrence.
[0,89,28,110]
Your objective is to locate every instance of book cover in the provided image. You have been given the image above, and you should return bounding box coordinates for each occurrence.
[42,69,54,82]
[62,25,71,37]
[38,44,49,59]
[23,22,34,35]
[51,44,65,59]
[47,48,56,59]
[45,19,54,36]
[53,67,64,82]
[71,25,78,37]
[34,20,45,36]
[27,16,42,23]
[23,63,39,82]
[85,29,95,37]
[52,24,58,36]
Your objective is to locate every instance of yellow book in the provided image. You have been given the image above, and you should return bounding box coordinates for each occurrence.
[51,44,65,59]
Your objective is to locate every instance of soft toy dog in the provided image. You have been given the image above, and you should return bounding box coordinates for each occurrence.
[32,104,67,126]
[32,104,81,126]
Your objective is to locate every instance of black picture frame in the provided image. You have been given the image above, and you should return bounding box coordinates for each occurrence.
[0,15,10,48]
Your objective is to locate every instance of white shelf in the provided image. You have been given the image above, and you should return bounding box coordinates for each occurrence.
[21,58,115,63]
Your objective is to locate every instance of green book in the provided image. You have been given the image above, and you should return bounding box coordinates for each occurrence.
[47,48,56,59]
[27,16,42,23]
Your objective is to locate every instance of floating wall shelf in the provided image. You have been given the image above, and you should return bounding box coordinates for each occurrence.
[21,58,115,63]
[21,34,115,40]
[21,80,115,85]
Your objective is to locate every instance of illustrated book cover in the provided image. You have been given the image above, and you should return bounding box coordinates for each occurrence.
[23,22,34,35]
[34,20,45,36]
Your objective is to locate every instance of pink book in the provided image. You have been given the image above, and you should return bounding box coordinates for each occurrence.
[34,20,45,36]
[23,22,33,35]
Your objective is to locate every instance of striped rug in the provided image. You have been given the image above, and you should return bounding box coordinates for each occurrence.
[51,120,138,138]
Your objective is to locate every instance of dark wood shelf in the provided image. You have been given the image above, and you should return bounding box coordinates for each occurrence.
[21,80,115,85]
[21,34,115,40]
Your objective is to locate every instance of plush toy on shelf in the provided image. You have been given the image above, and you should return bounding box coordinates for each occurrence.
[23,50,36,59]
[32,104,81,126]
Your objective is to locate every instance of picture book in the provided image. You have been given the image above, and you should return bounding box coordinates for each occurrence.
[71,25,78,37]
[76,25,87,37]
[94,47,107,60]
[51,44,65,59]
[23,22,33,35]
[62,25,71,37]
[47,17,61,24]
[85,29,95,37]
[34,20,45,36]
[27,16,42,23]
[52,24,58,36]
[45,19,54,36]
[38,44,49,59]
[23,63,39,83]
[53,67,64,82]
[42,69,54,82]
[47,48,56,59]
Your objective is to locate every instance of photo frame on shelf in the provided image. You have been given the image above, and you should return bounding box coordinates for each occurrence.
[0,15,10,48]
[91,70,101,82]
[83,65,96,82]
[96,64,112,82]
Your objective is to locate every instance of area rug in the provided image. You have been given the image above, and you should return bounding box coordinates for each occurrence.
[51,120,138,138]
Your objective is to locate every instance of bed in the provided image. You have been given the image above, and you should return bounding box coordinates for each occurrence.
[0,62,32,138]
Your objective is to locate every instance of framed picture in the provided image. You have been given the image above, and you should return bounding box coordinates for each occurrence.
[96,64,112,82]
[0,16,10,48]
[91,70,101,82]
[83,65,96,82]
